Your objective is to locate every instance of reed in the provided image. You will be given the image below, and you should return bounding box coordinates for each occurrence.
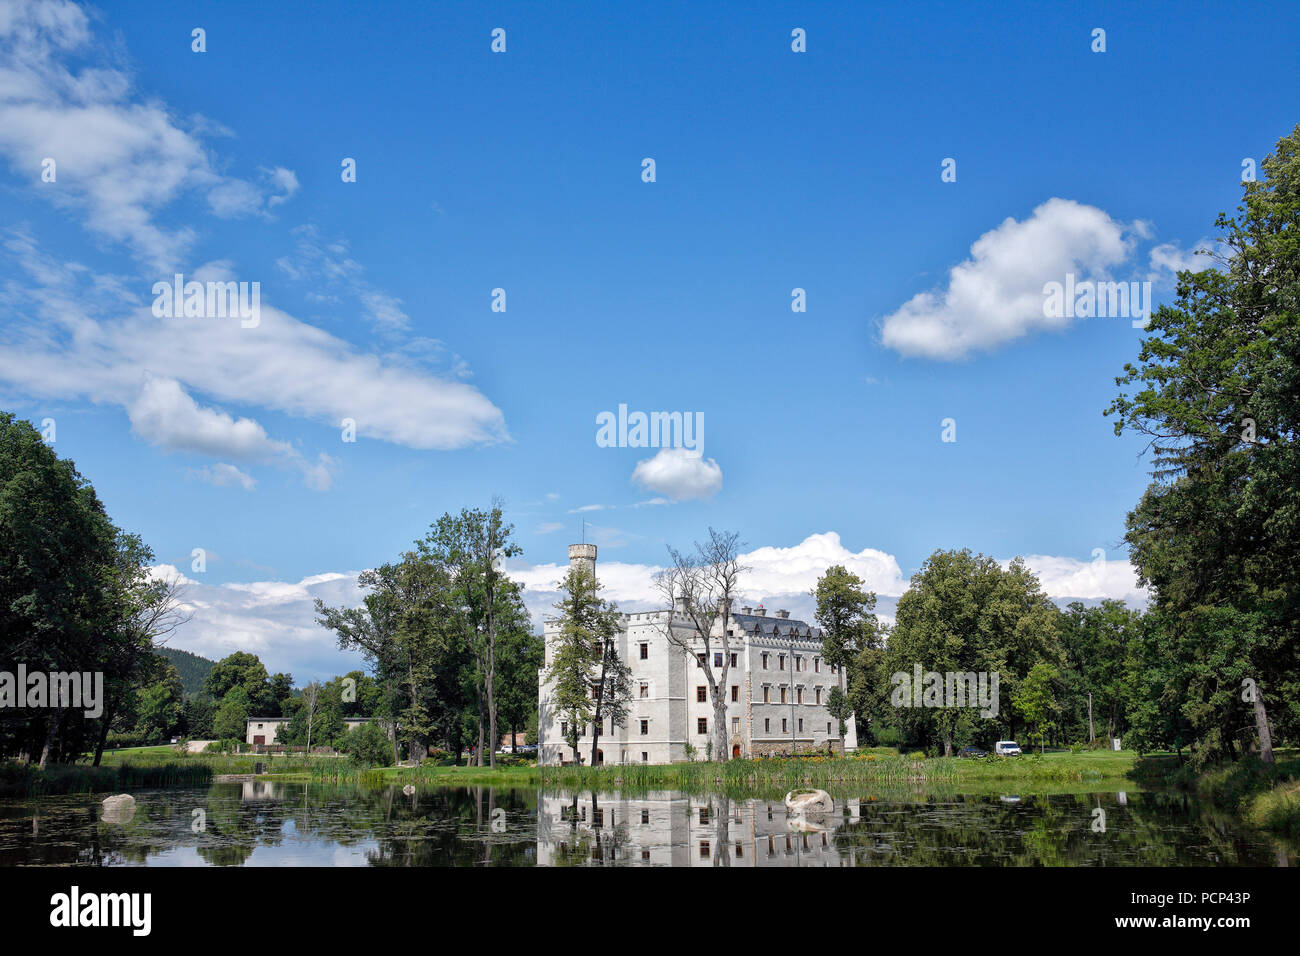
[0,761,213,796]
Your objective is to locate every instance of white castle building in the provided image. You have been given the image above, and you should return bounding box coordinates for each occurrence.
[538,544,858,765]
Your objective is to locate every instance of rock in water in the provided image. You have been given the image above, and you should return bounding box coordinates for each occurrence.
[402,784,415,796]
[100,793,136,825]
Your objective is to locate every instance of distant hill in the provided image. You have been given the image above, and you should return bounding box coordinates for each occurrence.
[157,646,216,696]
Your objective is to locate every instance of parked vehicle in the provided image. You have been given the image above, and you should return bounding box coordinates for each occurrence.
[994,740,1022,756]
[957,746,988,758]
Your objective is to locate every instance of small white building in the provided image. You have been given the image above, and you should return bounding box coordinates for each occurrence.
[538,544,858,765]
[245,716,374,746]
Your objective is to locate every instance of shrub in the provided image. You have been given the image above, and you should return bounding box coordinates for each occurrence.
[338,721,391,768]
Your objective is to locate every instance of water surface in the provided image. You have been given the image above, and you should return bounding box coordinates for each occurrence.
[0,782,1289,866]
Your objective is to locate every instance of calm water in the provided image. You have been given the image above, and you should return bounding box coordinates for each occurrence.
[0,782,1291,866]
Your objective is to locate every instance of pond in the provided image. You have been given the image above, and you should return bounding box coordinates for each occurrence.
[0,782,1290,866]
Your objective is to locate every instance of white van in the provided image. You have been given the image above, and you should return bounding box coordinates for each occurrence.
[994,740,1022,756]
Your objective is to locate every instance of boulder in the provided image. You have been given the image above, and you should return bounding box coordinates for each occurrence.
[100,793,136,825]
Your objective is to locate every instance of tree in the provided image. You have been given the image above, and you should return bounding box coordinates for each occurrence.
[497,623,544,754]
[339,720,391,767]
[203,653,275,715]
[134,664,184,742]
[316,562,425,764]
[415,504,522,769]
[653,529,746,763]
[0,413,188,767]
[1107,126,1300,764]
[213,687,251,742]
[1012,663,1059,754]
[544,565,621,765]
[886,550,1063,755]
[813,565,879,752]
[825,685,853,751]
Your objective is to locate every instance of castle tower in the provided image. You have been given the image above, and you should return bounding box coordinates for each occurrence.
[568,543,597,577]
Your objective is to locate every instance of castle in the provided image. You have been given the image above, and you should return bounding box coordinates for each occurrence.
[538,543,857,764]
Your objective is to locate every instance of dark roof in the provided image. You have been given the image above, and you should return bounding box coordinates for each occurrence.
[730,613,821,641]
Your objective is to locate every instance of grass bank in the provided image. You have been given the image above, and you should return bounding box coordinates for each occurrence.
[0,760,212,797]
[1177,752,1300,835]
[533,749,1140,796]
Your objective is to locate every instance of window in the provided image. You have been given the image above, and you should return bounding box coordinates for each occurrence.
[699,807,709,824]
[795,656,802,672]
[731,717,739,734]
[782,718,788,733]
[699,841,710,859]
[827,722,832,734]
[642,752,649,763]
[780,686,787,704]
[763,686,770,703]
[641,809,649,823]
[697,717,708,735]
[561,721,568,738]
[778,654,785,671]
[729,652,737,668]
[640,682,649,698]
[735,842,744,859]
[815,687,822,705]
[762,652,769,670]
[797,687,803,704]
[764,718,770,732]
[640,719,648,735]
[731,685,739,702]
[814,657,821,673]
[641,849,650,860]
[697,686,707,703]
[798,718,803,732]
[639,643,648,660]
[714,652,723,668]
[696,653,706,668]
[257,723,263,729]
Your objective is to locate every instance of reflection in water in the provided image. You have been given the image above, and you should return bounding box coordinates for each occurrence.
[0,783,1292,867]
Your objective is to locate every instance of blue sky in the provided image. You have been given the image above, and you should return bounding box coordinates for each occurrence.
[2,0,1296,680]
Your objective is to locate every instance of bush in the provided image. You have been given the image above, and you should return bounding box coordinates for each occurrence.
[204,738,242,754]
[338,721,391,768]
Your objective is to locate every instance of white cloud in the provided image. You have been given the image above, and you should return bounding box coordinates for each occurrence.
[189,462,257,491]
[631,448,723,501]
[128,375,292,461]
[880,198,1139,360]
[154,537,1149,680]
[151,565,368,682]
[1147,240,1219,282]
[535,522,565,535]
[511,532,908,627]
[263,166,299,207]
[0,0,294,270]
[1008,553,1148,606]
[0,234,510,458]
